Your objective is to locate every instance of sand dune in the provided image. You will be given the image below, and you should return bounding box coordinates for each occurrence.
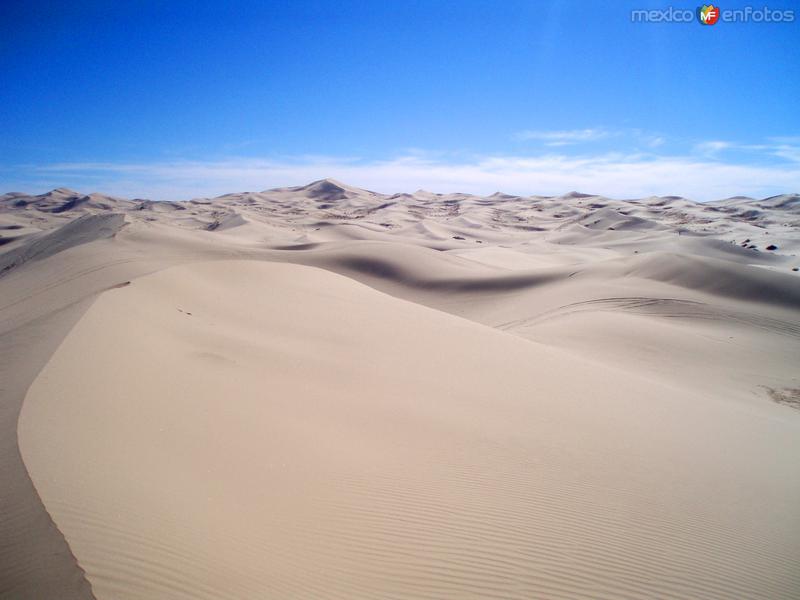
[1,180,799,598]
[0,213,126,276]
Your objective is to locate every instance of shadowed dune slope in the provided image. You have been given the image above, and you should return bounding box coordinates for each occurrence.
[0,213,125,277]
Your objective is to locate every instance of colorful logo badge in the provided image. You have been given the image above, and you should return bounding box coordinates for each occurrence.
[698,5,721,24]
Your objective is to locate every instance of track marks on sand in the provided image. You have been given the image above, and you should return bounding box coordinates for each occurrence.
[499,296,800,339]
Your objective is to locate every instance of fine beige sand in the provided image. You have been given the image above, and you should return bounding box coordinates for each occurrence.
[2,180,800,599]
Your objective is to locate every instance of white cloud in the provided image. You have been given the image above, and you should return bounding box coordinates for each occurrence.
[515,128,664,150]
[514,128,610,145]
[693,140,733,155]
[768,136,800,145]
[11,151,798,202]
[770,144,800,163]
[692,138,800,164]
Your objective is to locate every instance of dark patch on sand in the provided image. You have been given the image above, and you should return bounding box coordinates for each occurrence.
[764,387,800,411]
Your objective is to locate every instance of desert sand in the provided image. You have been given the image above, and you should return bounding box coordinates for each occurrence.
[1,179,799,599]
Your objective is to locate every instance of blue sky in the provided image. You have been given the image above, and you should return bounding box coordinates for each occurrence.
[1,0,798,200]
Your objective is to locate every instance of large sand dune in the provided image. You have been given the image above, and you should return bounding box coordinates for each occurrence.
[1,180,799,598]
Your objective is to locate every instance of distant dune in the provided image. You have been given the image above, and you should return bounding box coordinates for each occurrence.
[1,180,799,599]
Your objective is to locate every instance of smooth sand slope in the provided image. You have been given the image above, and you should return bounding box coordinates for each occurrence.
[2,180,800,598]
[18,261,800,599]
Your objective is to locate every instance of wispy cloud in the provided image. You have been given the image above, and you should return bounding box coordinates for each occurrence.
[769,143,800,163]
[6,151,798,202]
[515,127,668,151]
[514,128,610,145]
[693,140,734,156]
[768,136,800,145]
[691,137,800,165]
